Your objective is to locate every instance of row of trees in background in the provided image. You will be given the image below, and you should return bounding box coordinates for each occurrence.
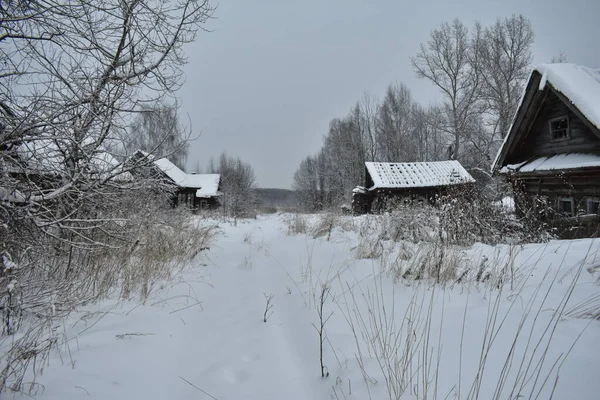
[207,153,258,218]
[294,15,537,210]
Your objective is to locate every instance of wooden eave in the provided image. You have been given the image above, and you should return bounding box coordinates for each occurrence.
[503,165,600,179]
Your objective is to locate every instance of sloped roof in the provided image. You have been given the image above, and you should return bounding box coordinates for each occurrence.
[492,63,600,172]
[365,160,474,190]
[500,153,600,174]
[195,174,221,198]
[137,151,220,196]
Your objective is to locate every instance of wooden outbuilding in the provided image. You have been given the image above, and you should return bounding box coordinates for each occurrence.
[129,150,221,210]
[352,160,475,213]
[491,63,600,237]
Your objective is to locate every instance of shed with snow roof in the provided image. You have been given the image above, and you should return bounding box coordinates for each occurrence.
[352,160,475,213]
[491,63,600,237]
[128,150,221,210]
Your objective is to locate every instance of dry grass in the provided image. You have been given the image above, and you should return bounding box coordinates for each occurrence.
[337,256,587,400]
[284,213,309,235]
[0,207,217,394]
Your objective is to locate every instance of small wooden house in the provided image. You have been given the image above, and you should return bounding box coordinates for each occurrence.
[352,160,475,213]
[129,150,221,210]
[492,63,600,237]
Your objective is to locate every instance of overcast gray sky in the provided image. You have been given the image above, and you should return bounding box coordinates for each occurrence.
[179,0,600,188]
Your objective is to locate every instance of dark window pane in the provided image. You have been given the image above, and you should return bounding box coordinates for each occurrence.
[558,199,573,216]
[551,117,569,139]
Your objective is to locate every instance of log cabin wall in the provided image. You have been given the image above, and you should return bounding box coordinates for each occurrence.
[510,169,600,238]
[512,90,600,161]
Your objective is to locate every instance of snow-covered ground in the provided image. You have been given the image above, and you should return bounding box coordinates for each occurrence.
[10,214,600,399]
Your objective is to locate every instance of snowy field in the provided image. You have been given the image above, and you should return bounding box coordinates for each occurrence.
[9,213,600,400]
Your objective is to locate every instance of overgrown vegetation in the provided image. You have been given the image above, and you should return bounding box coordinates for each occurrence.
[0,0,216,394]
[0,195,217,393]
[336,261,587,399]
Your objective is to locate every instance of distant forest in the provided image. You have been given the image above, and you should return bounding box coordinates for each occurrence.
[254,188,298,210]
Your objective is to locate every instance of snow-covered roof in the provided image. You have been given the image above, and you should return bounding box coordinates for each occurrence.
[500,153,600,174]
[146,154,220,197]
[365,161,474,190]
[492,63,600,172]
[536,64,600,131]
[153,157,189,185]
[195,174,221,198]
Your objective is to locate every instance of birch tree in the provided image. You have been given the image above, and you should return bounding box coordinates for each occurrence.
[376,83,417,162]
[412,19,482,162]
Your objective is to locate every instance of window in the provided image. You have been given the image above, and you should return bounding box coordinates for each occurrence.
[587,198,600,214]
[550,116,569,140]
[557,197,574,217]
[201,200,208,209]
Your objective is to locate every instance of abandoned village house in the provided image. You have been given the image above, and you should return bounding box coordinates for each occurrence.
[492,63,600,236]
[129,150,221,210]
[352,160,475,214]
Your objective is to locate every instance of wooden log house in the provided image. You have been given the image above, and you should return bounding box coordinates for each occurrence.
[129,150,221,210]
[492,63,600,237]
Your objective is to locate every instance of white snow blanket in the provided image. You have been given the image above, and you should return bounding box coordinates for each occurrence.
[8,214,600,400]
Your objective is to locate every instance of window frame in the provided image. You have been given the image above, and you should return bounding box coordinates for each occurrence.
[586,198,600,215]
[549,115,570,141]
[556,196,574,217]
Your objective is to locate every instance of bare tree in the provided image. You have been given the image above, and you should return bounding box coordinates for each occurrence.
[210,153,257,218]
[1,0,215,236]
[412,19,482,162]
[359,92,379,162]
[123,103,190,169]
[551,51,568,63]
[424,104,450,161]
[477,15,534,142]
[1,0,215,391]
[293,155,321,210]
[376,83,417,162]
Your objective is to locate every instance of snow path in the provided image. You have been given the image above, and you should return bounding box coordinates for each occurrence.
[17,216,335,399]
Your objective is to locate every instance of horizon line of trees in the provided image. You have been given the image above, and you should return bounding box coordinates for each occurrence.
[293,14,556,210]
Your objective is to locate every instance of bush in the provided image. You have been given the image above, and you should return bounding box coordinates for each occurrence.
[0,193,217,394]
